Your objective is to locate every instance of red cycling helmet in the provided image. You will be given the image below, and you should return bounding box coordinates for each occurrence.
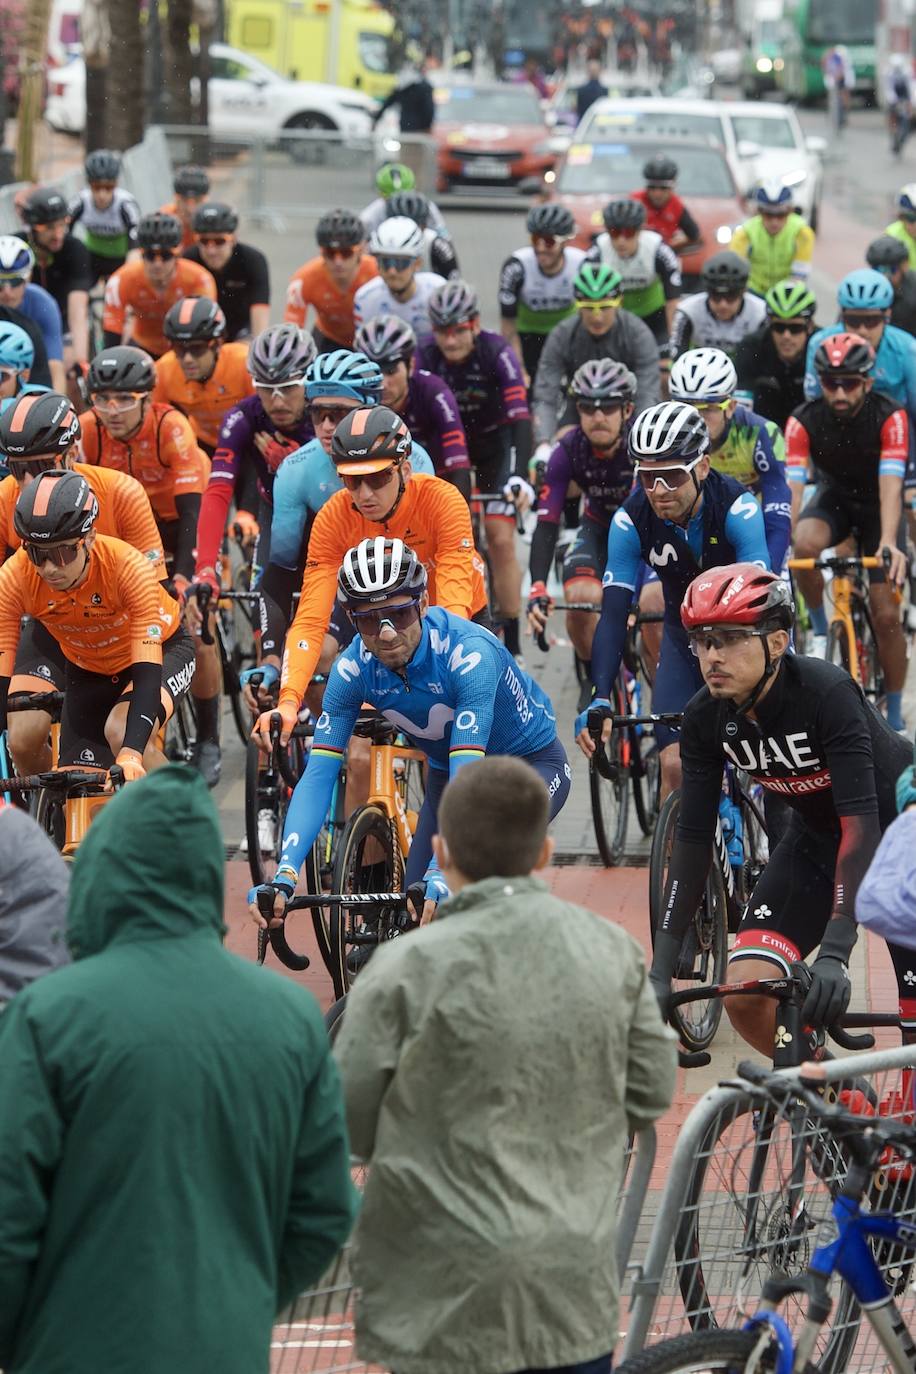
[812,331,875,377]
[681,565,794,632]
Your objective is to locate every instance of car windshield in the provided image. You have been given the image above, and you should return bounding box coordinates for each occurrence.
[583,108,726,145]
[434,86,543,124]
[808,0,877,45]
[730,115,797,149]
[558,142,735,197]
[359,32,389,74]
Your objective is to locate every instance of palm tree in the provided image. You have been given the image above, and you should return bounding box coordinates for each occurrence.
[106,0,145,149]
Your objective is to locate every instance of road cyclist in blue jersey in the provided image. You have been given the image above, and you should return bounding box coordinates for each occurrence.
[574,399,771,799]
[249,535,570,929]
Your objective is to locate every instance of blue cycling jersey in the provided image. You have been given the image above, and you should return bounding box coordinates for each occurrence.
[591,467,771,697]
[269,437,434,571]
[20,283,64,363]
[805,322,916,420]
[273,606,558,888]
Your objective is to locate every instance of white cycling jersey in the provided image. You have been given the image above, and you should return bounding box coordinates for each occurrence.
[669,291,767,359]
[353,271,446,336]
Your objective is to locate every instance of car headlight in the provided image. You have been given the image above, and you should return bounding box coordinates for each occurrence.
[716,224,736,244]
[756,57,774,74]
[773,58,785,72]
[543,169,556,184]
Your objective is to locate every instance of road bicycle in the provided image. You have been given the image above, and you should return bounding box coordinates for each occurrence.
[165,584,258,763]
[787,554,887,705]
[618,1055,916,1374]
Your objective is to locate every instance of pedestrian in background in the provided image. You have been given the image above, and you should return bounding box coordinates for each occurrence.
[576,57,608,121]
[0,801,69,1010]
[372,56,436,185]
[335,755,676,1374]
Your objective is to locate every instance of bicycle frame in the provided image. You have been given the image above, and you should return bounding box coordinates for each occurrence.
[367,740,425,858]
[788,555,883,688]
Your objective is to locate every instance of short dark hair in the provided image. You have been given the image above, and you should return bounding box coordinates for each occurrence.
[437,757,549,882]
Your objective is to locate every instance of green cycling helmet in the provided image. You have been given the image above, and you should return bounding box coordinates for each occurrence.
[375,162,416,198]
[573,262,623,302]
[765,279,817,321]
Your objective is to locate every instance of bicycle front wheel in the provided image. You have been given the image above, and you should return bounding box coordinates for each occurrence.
[589,684,630,866]
[329,803,404,1002]
[615,1328,766,1374]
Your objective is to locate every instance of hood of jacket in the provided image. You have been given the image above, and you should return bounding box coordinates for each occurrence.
[67,765,225,959]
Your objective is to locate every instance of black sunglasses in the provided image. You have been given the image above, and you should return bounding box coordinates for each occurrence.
[23,538,85,568]
[770,321,808,335]
[576,399,624,415]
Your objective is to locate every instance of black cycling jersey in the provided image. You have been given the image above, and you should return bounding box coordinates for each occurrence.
[29,234,93,321]
[183,241,270,341]
[786,392,905,505]
[733,323,808,432]
[891,271,916,338]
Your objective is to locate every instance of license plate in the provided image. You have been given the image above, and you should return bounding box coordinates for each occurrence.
[463,158,511,178]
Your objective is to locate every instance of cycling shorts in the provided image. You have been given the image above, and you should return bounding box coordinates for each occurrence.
[404,735,572,887]
[799,484,886,583]
[13,618,66,690]
[651,624,702,750]
[469,429,514,520]
[562,515,607,586]
[58,626,195,767]
[729,813,916,1027]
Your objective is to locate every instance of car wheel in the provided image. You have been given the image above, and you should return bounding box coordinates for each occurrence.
[282,112,337,164]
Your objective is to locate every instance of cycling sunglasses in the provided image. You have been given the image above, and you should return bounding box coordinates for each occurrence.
[0,276,26,289]
[197,235,231,247]
[574,297,623,311]
[709,289,742,303]
[142,248,177,262]
[174,340,213,358]
[576,399,624,415]
[321,245,357,260]
[89,181,117,191]
[820,374,866,393]
[609,226,638,239]
[309,403,356,427]
[348,598,421,635]
[254,379,303,396]
[646,181,675,191]
[770,320,808,335]
[23,537,85,568]
[8,455,59,479]
[377,254,415,272]
[693,399,731,413]
[635,455,704,491]
[531,233,568,249]
[340,464,398,492]
[841,312,885,328]
[92,390,147,412]
[378,359,406,375]
[687,626,761,655]
[432,320,475,335]
[0,365,21,385]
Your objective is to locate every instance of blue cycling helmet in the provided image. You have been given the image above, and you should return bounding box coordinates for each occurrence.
[897,183,916,216]
[0,321,35,372]
[837,268,894,312]
[304,349,383,405]
[754,180,793,213]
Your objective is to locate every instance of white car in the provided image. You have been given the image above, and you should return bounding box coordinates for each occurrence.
[45,42,378,141]
[576,96,826,229]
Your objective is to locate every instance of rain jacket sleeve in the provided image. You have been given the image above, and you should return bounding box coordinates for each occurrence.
[624,957,679,1134]
[333,973,401,1161]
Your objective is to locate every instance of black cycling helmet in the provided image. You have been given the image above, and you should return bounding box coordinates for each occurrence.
[192,201,239,235]
[88,345,156,395]
[337,535,427,605]
[428,279,479,326]
[603,198,646,232]
[866,234,910,272]
[569,357,636,402]
[526,203,575,238]
[163,296,226,344]
[248,324,316,384]
[702,250,750,295]
[136,212,182,251]
[643,155,678,185]
[14,470,98,545]
[316,208,364,249]
[0,391,81,459]
[331,405,413,473]
[23,187,70,227]
[173,165,210,198]
[84,149,120,183]
[354,314,417,365]
[386,190,430,228]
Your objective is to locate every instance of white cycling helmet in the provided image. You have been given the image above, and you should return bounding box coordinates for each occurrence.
[627,400,709,463]
[370,216,425,260]
[0,236,35,279]
[337,536,428,605]
[669,348,737,404]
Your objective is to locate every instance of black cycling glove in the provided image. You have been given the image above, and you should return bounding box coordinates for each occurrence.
[801,915,857,1029]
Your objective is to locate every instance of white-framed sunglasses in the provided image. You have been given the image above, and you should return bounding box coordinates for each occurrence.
[634,455,704,492]
[253,379,304,399]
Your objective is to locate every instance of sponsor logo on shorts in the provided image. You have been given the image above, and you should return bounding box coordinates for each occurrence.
[547,771,562,798]
[166,659,196,697]
[78,747,96,763]
[34,663,52,680]
[91,593,102,605]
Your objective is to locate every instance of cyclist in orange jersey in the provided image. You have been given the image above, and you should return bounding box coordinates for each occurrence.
[254,405,487,747]
[0,392,167,775]
[102,213,216,359]
[0,472,194,785]
[152,297,253,452]
[284,209,378,351]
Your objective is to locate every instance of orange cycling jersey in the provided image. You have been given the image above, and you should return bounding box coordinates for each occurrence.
[159,200,197,252]
[0,535,180,679]
[279,472,487,709]
[0,462,165,577]
[152,341,254,451]
[102,258,217,358]
[79,404,208,524]
[284,255,379,348]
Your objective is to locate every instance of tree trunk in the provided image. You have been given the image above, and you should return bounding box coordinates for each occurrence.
[106,0,146,150]
[82,0,109,151]
[14,0,52,180]
[164,0,194,127]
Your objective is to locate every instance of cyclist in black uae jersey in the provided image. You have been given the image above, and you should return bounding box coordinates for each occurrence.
[650,563,915,1056]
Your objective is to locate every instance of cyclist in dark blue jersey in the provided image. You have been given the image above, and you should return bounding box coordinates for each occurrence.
[250,537,569,927]
[576,399,771,797]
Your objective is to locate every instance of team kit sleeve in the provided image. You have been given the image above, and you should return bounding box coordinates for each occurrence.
[28,288,64,361]
[784,414,812,487]
[590,507,644,697]
[429,377,470,471]
[268,452,312,572]
[102,268,128,343]
[284,270,307,328]
[426,484,480,617]
[497,254,525,319]
[0,558,26,728]
[879,407,909,481]
[667,303,693,358]
[164,410,208,497]
[279,500,351,709]
[111,474,167,580]
[655,242,683,297]
[792,224,815,278]
[443,635,507,774]
[195,404,252,574]
[753,420,792,568]
[724,489,771,568]
[815,676,884,922]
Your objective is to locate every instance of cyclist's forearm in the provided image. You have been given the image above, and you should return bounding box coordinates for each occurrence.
[653,836,715,975]
[590,583,632,696]
[529,518,559,585]
[67,291,90,363]
[257,582,290,660]
[509,417,533,474]
[172,493,201,581]
[273,749,344,888]
[446,466,472,503]
[0,672,9,735]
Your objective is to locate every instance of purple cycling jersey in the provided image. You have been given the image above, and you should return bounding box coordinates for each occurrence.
[211,393,315,504]
[401,369,470,474]
[538,426,635,529]
[415,329,529,436]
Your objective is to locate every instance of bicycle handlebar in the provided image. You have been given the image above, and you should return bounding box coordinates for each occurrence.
[6,689,65,716]
[787,554,885,572]
[0,765,114,794]
[670,977,881,1058]
[258,883,426,972]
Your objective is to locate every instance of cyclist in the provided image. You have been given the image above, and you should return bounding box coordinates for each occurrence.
[254,405,487,748]
[360,162,449,238]
[0,392,166,775]
[355,219,445,336]
[669,348,791,570]
[668,251,766,360]
[498,204,586,383]
[0,470,194,787]
[415,280,533,659]
[68,149,140,283]
[0,237,65,392]
[588,198,682,348]
[730,182,815,298]
[787,331,908,729]
[354,314,471,499]
[531,263,660,446]
[102,213,216,359]
[20,187,93,367]
[153,297,253,454]
[183,202,270,341]
[648,563,914,1055]
[631,155,701,251]
[250,536,570,930]
[0,322,39,401]
[284,209,377,353]
[884,183,916,270]
[385,191,459,280]
[159,165,210,252]
[866,235,916,338]
[734,279,817,432]
[575,400,770,798]
[527,359,637,705]
[885,54,913,155]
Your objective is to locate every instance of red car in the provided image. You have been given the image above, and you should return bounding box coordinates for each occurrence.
[433,80,562,193]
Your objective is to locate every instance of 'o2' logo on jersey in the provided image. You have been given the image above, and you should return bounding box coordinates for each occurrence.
[649,543,678,568]
[315,711,331,733]
[455,709,478,732]
[730,492,759,522]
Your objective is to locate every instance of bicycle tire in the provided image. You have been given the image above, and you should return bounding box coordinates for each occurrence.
[34,785,66,853]
[164,691,196,764]
[854,600,884,704]
[329,803,403,1002]
[218,610,253,748]
[589,682,630,866]
[325,993,348,1046]
[245,740,276,887]
[304,816,334,973]
[615,1327,765,1374]
[631,722,660,836]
